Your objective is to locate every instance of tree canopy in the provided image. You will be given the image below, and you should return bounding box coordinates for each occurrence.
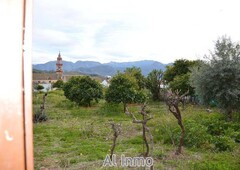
[164,59,197,95]
[124,66,146,90]
[53,79,64,88]
[146,69,164,101]
[63,76,103,106]
[105,73,146,112]
[164,59,196,83]
[191,36,240,120]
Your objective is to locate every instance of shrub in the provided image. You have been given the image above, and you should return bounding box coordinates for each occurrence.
[33,109,48,123]
[154,115,239,152]
[63,76,103,106]
[53,79,64,88]
[213,136,236,151]
[36,84,44,91]
[184,120,213,149]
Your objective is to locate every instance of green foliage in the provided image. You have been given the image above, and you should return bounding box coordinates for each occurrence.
[191,36,240,119]
[124,66,146,90]
[169,73,194,95]
[98,103,123,116]
[105,73,146,111]
[146,69,164,101]
[36,84,44,91]
[164,59,197,95]
[63,76,103,106]
[213,136,235,151]
[184,120,213,149]
[33,91,240,169]
[164,59,197,82]
[154,111,239,152]
[191,161,235,170]
[53,79,64,88]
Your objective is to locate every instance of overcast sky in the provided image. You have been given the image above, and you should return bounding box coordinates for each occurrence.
[33,0,240,64]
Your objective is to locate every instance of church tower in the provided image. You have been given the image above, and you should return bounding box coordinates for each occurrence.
[56,52,63,80]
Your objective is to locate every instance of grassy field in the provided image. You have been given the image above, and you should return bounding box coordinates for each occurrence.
[33,90,240,170]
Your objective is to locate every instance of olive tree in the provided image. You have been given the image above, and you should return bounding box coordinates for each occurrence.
[191,36,240,120]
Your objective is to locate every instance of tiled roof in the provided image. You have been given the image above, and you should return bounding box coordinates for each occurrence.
[33,73,58,80]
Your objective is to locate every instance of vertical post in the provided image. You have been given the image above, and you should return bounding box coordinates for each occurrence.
[0,0,33,169]
[23,0,34,169]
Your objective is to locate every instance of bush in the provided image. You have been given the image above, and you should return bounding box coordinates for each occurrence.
[63,76,103,106]
[53,80,64,88]
[213,136,236,151]
[35,84,44,91]
[207,120,228,136]
[184,120,213,149]
[154,114,239,152]
[232,132,240,143]
[33,109,48,123]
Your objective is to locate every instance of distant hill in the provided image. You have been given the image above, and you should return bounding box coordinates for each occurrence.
[33,60,169,76]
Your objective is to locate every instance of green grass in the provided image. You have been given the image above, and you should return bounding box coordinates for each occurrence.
[33,90,240,169]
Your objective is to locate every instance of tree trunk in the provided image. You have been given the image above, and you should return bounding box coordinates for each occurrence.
[142,123,149,157]
[110,135,117,160]
[110,123,121,161]
[176,120,185,155]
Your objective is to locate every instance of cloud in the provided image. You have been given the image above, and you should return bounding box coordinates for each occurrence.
[33,0,240,64]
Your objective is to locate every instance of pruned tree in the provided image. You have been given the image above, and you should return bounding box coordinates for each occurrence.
[165,89,188,155]
[126,104,153,157]
[109,122,121,160]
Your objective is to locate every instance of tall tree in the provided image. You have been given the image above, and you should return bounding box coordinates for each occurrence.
[164,59,197,95]
[63,76,103,106]
[105,73,146,112]
[146,69,164,101]
[169,73,194,96]
[164,59,196,83]
[191,36,240,120]
[124,66,146,90]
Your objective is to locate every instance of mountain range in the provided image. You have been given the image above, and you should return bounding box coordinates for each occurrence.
[33,60,169,76]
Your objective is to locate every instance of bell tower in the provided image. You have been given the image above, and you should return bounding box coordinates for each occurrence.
[56,52,63,79]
